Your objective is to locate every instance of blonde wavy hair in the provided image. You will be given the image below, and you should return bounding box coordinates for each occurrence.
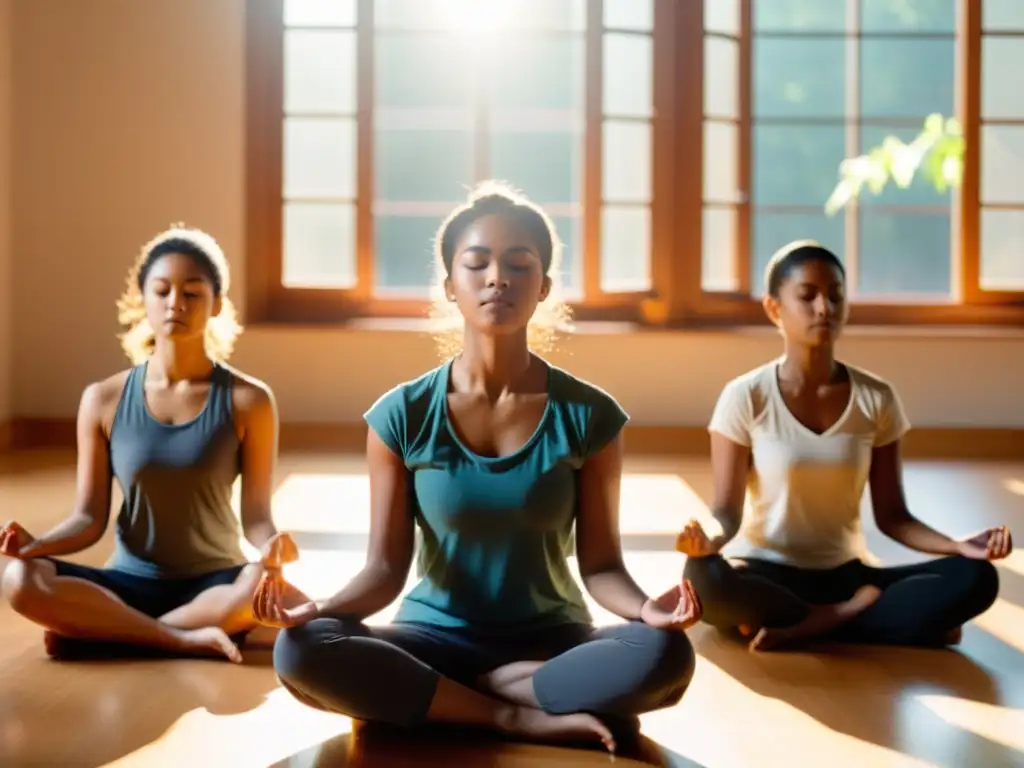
[116,225,243,364]
[428,181,573,359]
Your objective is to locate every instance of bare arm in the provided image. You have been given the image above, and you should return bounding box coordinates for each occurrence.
[20,384,112,558]
[576,433,650,621]
[869,441,959,556]
[703,432,749,552]
[315,429,415,619]
[236,382,280,553]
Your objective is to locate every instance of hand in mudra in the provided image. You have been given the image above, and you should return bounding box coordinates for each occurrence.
[640,579,703,632]
[676,519,715,558]
[958,526,1013,561]
[252,568,318,629]
[260,532,300,570]
[0,521,35,558]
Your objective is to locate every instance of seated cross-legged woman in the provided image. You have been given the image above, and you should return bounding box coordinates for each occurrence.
[0,226,296,661]
[679,240,1009,652]
[255,183,701,754]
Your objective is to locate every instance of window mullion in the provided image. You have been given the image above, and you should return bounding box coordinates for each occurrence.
[582,0,604,302]
[355,0,376,298]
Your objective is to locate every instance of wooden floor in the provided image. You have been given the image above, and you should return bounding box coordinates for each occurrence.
[1,449,1023,767]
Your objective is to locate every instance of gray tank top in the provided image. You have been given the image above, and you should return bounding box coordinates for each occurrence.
[106,361,248,579]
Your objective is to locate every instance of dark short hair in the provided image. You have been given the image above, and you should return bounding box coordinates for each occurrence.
[764,240,846,297]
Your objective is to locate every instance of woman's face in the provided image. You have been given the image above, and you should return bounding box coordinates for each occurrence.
[764,258,848,346]
[445,213,550,337]
[142,253,221,343]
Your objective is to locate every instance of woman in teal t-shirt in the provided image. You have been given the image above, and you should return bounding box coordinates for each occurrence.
[258,182,701,755]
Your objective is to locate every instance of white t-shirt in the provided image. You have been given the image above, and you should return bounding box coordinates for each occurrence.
[708,359,911,570]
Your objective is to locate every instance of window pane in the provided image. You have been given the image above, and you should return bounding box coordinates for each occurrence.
[285,0,356,27]
[375,129,474,202]
[858,125,953,206]
[490,131,582,205]
[374,215,438,292]
[284,118,356,199]
[751,212,844,295]
[604,0,653,31]
[601,206,651,292]
[982,38,1024,119]
[510,0,586,31]
[603,34,653,118]
[981,126,1024,204]
[551,215,582,298]
[705,0,740,35]
[860,39,955,118]
[603,121,651,204]
[753,125,846,206]
[285,30,356,114]
[702,207,738,292]
[753,39,845,118]
[374,0,455,29]
[753,0,847,32]
[705,37,739,119]
[283,203,356,288]
[858,213,952,295]
[489,36,585,111]
[704,121,740,203]
[983,0,1024,31]
[980,209,1024,290]
[375,0,585,31]
[375,34,473,108]
[860,0,956,33]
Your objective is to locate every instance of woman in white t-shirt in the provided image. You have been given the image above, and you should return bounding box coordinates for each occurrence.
[679,240,1011,652]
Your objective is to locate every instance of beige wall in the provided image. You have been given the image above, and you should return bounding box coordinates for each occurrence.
[9,0,1024,428]
[0,0,11,428]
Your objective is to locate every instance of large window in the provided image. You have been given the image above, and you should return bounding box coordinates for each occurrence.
[246,0,1024,326]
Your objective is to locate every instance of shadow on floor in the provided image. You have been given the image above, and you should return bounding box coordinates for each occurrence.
[271,722,708,768]
[0,649,277,766]
[696,627,1024,768]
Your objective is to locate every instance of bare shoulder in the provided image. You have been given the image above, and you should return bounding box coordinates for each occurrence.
[222,364,277,418]
[80,369,133,434]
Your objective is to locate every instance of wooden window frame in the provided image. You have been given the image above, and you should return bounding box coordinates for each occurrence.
[245,0,1024,329]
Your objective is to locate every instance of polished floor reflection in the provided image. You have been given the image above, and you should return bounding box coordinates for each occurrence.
[1,450,1022,767]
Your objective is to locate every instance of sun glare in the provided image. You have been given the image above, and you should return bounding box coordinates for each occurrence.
[440,0,518,33]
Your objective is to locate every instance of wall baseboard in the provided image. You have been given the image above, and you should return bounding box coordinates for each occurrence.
[4,417,1023,460]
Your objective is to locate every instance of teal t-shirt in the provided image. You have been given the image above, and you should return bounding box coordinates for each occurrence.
[363,358,629,633]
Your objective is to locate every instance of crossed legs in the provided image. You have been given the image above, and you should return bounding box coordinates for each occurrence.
[1,557,275,660]
[684,554,999,650]
[273,618,695,752]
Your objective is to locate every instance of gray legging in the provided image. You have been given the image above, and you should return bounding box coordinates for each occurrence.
[274,617,695,729]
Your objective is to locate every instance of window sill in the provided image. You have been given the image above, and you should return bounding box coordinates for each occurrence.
[244,315,1024,340]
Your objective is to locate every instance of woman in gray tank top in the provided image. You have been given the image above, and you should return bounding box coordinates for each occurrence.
[0,226,298,662]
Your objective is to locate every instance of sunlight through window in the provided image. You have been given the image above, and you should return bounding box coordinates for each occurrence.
[971,598,1024,655]
[915,695,1024,752]
[438,0,518,33]
[1003,478,1024,496]
[101,688,351,768]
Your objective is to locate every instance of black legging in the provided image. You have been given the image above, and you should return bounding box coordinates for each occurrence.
[274,617,695,727]
[684,554,999,646]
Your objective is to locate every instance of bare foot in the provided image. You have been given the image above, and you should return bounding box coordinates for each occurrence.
[176,627,243,663]
[501,706,616,753]
[750,585,883,652]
